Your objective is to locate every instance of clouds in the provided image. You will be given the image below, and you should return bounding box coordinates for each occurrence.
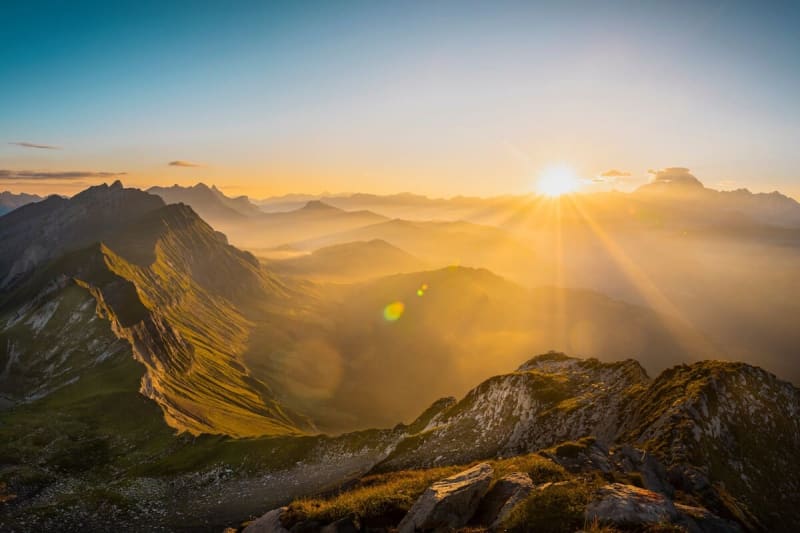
[0,170,126,180]
[600,169,631,177]
[592,168,636,185]
[168,160,203,168]
[9,141,61,150]
[647,167,704,187]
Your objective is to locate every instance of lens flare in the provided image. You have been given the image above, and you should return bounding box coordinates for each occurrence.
[383,301,405,321]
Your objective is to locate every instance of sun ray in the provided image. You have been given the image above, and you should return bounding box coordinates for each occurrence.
[565,194,717,360]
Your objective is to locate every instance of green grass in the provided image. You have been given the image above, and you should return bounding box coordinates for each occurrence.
[279,453,567,528]
[282,465,463,527]
[502,478,597,533]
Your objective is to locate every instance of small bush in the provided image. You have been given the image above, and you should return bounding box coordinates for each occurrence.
[502,480,593,533]
[492,453,567,484]
[553,436,596,459]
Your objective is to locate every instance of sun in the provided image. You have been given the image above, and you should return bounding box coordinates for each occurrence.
[537,165,580,197]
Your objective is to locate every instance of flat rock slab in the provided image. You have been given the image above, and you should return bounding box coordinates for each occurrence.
[399,462,494,532]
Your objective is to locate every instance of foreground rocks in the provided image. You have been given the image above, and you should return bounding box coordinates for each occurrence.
[242,448,753,532]
[397,463,493,533]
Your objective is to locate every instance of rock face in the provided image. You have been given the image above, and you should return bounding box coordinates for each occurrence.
[377,353,649,470]
[620,361,800,531]
[586,483,678,525]
[398,463,494,533]
[370,353,800,532]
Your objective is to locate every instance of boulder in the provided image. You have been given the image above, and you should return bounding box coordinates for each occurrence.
[470,472,534,528]
[586,483,678,526]
[243,507,290,533]
[398,462,494,532]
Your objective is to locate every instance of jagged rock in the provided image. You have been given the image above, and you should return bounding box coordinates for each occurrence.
[471,472,534,528]
[398,463,494,532]
[243,507,290,533]
[586,483,677,525]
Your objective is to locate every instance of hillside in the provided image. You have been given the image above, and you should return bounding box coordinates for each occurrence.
[0,182,312,438]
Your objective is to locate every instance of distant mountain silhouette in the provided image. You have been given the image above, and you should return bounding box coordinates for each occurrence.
[0,191,42,215]
[148,182,262,221]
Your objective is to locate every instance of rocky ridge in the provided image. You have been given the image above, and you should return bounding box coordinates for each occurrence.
[243,353,800,532]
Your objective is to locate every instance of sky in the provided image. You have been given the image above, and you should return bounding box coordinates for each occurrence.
[1,0,800,199]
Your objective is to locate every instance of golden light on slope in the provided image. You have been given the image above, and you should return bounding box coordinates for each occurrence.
[537,165,580,197]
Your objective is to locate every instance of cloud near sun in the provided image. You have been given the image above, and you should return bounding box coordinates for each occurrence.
[601,169,632,177]
[168,160,204,168]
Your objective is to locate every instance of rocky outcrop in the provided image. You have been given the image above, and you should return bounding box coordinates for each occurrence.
[397,463,493,533]
[376,353,650,471]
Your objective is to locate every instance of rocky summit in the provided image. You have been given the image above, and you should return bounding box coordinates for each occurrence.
[241,353,800,533]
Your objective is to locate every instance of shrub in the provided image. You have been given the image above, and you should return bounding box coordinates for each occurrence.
[492,453,567,484]
[502,480,593,533]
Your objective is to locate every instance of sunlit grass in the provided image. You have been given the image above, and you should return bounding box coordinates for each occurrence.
[280,453,566,527]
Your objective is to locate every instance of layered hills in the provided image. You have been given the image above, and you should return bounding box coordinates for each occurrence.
[263,239,429,282]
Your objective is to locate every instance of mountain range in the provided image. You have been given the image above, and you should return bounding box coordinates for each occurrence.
[1,181,799,531]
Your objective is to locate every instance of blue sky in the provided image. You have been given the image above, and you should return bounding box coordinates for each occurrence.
[1,0,799,197]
